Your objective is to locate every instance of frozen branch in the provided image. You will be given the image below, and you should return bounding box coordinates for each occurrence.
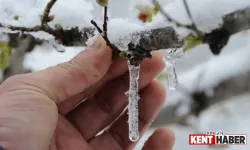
[0,6,250,56]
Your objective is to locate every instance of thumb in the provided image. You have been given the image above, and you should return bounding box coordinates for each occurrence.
[24,36,112,103]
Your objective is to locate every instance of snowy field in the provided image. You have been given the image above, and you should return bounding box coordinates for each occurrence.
[1,0,250,149]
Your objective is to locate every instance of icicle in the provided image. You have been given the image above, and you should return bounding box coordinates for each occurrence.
[125,60,140,142]
[52,42,65,53]
[163,48,184,90]
[46,40,65,52]
[166,61,178,90]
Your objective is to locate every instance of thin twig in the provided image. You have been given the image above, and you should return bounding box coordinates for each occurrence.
[6,25,57,37]
[91,20,103,34]
[152,0,195,31]
[103,6,108,37]
[41,0,57,26]
[182,0,202,36]
[8,26,42,32]
[182,0,195,26]
[0,0,60,42]
[91,20,119,53]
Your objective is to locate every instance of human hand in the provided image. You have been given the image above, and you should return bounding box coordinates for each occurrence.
[0,37,175,150]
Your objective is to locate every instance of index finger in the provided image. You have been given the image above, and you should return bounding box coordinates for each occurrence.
[8,37,113,103]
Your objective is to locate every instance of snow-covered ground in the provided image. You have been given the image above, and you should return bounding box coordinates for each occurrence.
[1,0,250,149]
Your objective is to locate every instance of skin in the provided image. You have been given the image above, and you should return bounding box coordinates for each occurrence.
[0,36,175,150]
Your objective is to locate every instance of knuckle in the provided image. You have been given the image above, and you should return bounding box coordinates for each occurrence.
[57,61,90,88]
[1,74,28,89]
[90,57,107,79]
[61,57,105,84]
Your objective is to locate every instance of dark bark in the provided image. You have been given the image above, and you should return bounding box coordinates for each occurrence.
[1,6,249,51]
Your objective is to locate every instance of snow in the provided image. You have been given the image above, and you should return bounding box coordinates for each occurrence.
[0,0,94,28]
[24,45,82,71]
[106,18,143,51]
[154,0,250,33]
[1,0,249,50]
[0,32,8,41]
[179,31,250,94]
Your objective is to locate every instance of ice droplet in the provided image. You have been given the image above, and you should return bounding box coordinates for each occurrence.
[126,60,140,142]
[52,42,65,52]
[163,48,184,90]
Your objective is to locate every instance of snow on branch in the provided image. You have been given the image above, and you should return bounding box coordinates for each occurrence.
[1,5,249,84]
[41,0,57,26]
[152,71,250,127]
[0,6,249,54]
[203,6,250,54]
[153,0,250,55]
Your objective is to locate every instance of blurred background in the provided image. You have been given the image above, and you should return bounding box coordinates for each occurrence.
[1,0,250,149]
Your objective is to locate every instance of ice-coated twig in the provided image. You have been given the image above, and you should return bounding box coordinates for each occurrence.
[125,60,140,142]
[163,48,184,90]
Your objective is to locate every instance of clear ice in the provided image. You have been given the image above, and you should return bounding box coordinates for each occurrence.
[46,40,65,52]
[126,60,140,142]
[163,48,184,90]
[52,42,65,52]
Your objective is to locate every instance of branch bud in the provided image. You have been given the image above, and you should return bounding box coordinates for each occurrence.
[96,0,108,7]
[136,5,158,23]
[47,15,55,22]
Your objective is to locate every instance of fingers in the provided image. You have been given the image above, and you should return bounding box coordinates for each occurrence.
[142,128,175,150]
[89,80,166,150]
[67,51,165,141]
[12,37,113,103]
[54,116,90,150]
[58,56,128,115]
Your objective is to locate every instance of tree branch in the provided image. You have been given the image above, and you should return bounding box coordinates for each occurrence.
[203,6,250,54]
[103,6,108,37]
[152,0,195,31]
[1,6,250,55]
[222,6,250,35]
[182,0,201,35]
[152,71,250,127]
[41,0,57,26]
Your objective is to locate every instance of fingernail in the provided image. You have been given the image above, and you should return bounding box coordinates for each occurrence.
[90,35,106,50]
